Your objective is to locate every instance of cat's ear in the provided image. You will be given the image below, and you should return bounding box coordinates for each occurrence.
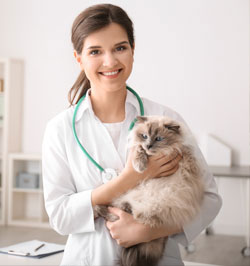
[136,116,148,123]
[164,123,180,133]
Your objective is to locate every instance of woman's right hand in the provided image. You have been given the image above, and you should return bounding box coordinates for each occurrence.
[92,148,182,207]
[124,147,182,182]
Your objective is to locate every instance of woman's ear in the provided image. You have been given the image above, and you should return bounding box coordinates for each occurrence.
[74,50,84,70]
[132,43,135,56]
[74,50,81,63]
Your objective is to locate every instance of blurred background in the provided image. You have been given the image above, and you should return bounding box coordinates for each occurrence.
[0,0,249,266]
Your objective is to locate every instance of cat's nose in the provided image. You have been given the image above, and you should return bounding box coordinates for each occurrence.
[147,144,152,149]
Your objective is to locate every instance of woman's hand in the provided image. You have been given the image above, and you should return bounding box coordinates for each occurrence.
[106,207,152,248]
[123,148,182,182]
[91,149,181,207]
[106,207,182,248]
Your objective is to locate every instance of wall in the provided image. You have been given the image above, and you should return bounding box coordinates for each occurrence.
[0,0,249,235]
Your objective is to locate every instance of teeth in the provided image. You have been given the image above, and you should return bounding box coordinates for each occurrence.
[102,70,119,76]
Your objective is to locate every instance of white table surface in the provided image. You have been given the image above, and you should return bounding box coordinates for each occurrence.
[0,252,221,266]
[0,252,63,265]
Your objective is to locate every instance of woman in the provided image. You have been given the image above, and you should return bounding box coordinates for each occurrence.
[42,4,222,266]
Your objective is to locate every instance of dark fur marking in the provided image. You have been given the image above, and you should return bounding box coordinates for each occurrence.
[121,202,132,214]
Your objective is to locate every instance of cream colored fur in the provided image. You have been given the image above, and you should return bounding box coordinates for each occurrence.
[94,115,204,266]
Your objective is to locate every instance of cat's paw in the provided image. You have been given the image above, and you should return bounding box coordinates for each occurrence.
[94,205,108,218]
[132,159,147,173]
[132,147,148,173]
[94,205,119,222]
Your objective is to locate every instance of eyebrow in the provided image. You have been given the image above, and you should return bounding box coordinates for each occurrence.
[87,41,129,50]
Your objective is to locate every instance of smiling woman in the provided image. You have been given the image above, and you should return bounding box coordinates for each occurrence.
[68,4,135,106]
[74,23,134,98]
[42,3,222,266]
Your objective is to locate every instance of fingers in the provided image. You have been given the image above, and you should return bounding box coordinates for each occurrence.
[166,153,182,167]
[108,206,123,216]
[156,152,181,169]
[156,150,180,164]
[106,220,119,241]
[155,153,182,177]
[159,163,179,177]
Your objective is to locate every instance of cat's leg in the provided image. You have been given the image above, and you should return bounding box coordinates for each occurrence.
[93,205,119,222]
[132,145,148,173]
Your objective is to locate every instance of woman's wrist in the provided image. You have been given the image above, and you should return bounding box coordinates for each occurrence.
[91,168,144,206]
[122,163,149,184]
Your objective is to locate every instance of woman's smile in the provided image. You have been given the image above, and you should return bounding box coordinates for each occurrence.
[99,69,123,79]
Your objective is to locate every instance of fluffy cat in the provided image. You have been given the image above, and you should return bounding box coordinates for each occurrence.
[94,115,204,266]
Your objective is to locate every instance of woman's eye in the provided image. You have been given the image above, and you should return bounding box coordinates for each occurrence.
[155,136,163,141]
[90,50,100,55]
[141,134,148,139]
[116,46,126,52]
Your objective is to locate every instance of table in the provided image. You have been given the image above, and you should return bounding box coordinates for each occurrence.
[209,165,250,257]
[0,252,63,265]
[0,252,220,266]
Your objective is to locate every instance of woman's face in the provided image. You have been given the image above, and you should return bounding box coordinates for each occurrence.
[75,23,134,93]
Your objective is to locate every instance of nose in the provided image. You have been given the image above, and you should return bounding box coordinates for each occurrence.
[147,144,152,149]
[102,52,118,68]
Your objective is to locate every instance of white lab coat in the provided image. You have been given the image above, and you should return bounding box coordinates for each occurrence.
[42,89,222,266]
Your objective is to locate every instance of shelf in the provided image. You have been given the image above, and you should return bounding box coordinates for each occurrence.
[9,153,41,161]
[8,218,50,228]
[12,188,43,193]
[0,58,23,225]
[8,152,49,227]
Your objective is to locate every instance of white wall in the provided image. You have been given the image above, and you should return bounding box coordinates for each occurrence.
[0,0,249,235]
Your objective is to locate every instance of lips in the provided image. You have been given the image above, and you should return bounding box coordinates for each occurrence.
[99,69,122,78]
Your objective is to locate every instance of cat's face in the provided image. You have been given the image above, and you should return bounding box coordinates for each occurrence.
[132,116,181,155]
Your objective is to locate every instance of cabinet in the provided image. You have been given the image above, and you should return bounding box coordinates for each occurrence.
[0,58,23,225]
[8,153,49,227]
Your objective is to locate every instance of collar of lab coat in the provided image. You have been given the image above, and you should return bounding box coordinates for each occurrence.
[74,88,141,123]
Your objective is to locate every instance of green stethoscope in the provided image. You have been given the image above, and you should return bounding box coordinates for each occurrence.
[72,85,144,182]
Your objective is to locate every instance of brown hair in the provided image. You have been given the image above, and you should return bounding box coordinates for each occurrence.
[68,4,134,105]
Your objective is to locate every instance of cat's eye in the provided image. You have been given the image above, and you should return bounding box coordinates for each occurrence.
[141,134,148,139]
[155,136,163,141]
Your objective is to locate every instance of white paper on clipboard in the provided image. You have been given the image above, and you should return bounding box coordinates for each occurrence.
[0,240,65,259]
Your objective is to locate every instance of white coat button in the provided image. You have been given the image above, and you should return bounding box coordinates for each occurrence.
[106,173,112,180]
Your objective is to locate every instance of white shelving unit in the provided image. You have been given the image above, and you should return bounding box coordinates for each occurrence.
[8,153,49,228]
[0,58,23,225]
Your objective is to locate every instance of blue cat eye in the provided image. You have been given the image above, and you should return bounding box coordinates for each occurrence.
[141,134,148,139]
[155,136,163,141]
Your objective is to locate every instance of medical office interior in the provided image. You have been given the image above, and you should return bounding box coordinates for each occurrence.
[0,0,249,265]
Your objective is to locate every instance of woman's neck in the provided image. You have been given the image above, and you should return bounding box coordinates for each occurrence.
[90,87,127,123]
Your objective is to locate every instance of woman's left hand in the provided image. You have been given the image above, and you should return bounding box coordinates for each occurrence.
[106,207,151,248]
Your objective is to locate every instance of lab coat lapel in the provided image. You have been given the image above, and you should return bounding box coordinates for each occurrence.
[81,110,124,173]
[94,117,124,172]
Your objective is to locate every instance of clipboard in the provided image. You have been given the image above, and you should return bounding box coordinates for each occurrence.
[0,240,65,259]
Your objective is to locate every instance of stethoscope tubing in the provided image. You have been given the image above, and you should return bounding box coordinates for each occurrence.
[72,85,144,173]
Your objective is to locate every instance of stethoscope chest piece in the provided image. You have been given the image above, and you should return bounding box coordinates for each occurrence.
[102,168,118,183]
